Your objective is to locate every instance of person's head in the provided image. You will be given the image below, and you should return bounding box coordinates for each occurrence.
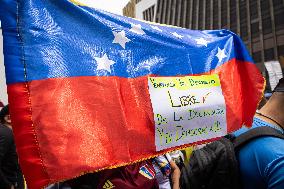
[268,78,284,106]
[273,78,284,93]
[257,96,267,110]
[0,105,11,126]
[259,78,284,127]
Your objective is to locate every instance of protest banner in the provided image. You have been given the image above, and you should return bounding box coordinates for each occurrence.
[0,0,264,188]
[148,75,227,150]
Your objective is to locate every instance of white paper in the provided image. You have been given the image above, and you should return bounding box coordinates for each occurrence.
[148,74,227,151]
[264,61,283,90]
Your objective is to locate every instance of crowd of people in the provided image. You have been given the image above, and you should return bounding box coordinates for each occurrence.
[1,78,284,189]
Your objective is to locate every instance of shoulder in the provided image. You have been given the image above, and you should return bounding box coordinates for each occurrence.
[240,136,284,161]
[0,124,13,141]
[236,117,284,162]
[238,136,284,179]
[238,136,284,188]
[0,124,12,134]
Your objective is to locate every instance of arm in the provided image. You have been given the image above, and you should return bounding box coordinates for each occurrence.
[0,128,14,189]
[169,160,180,189]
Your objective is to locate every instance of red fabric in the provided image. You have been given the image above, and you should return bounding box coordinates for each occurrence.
[214,59,265,132]
[7,83,50,188]
[7,59,264,189]
[96,160,159,189]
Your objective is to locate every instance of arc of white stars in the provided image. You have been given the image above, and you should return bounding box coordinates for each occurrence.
[112,30,131,49]
[95,53,115,73]
[195,37,209,47]
[215,47,227,63]
[151,25,162,32]
[172,32,183,39]
[129,23,145,35]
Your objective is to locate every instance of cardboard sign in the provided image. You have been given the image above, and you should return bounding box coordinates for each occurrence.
[148,74,227,151]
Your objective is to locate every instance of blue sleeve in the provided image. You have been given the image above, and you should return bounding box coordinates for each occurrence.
[265,155,284,189]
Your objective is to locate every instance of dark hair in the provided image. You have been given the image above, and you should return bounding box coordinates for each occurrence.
[0,105,9,124]
[273,78,284,93]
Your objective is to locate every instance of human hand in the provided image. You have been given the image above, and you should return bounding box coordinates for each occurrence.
[170,160,181,189]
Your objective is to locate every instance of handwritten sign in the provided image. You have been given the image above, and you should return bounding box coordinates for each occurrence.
[148,74,227,151]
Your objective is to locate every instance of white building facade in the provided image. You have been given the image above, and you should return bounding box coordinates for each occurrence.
[135,0,157,22]
[0,27,8,105]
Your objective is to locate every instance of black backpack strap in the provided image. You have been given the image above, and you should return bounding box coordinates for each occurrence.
[233,126,284,149]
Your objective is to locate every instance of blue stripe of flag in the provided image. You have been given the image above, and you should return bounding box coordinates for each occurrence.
[0,0,253,84]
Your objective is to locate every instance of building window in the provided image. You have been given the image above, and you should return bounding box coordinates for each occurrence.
[179,0,185,27]
[253,51,262,63]
[143,5,155,22]
[273,0,284,30]
[143,11,147,21]
[274,10,284,30]
[264,48,275,61]
[240,25,248,40]
[278,45,284,57]
[240,1,248,40]
[174,0,180,27]
[273,0,283,10]
[260,0,272,35]
[230,0,237,33]
[198,0,204,29]
[205,0,211,29]
[213,0,219,29]
[262,18,272,34]
[221,0,227,28]
[185,1,191,28]
[260,0,270,17]
[136,0,142,4]
[249,0,258,20]
[192,0,197,29]
[251,22,259,39]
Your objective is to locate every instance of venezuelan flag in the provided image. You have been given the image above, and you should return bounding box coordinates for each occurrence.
[0,0,264,188]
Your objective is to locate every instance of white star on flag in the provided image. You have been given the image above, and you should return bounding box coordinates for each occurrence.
[151,25,162,32]
[195,38,209,47]
[130,23,145,35]
[95,53,115,73]
[215,47,227,63]
[172,32,183,39]
[112,30,131,49]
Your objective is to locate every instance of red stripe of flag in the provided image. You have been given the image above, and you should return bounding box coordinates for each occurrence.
[8,59,264,189]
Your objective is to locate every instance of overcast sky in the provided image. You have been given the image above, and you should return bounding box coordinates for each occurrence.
[78,0,130,15]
